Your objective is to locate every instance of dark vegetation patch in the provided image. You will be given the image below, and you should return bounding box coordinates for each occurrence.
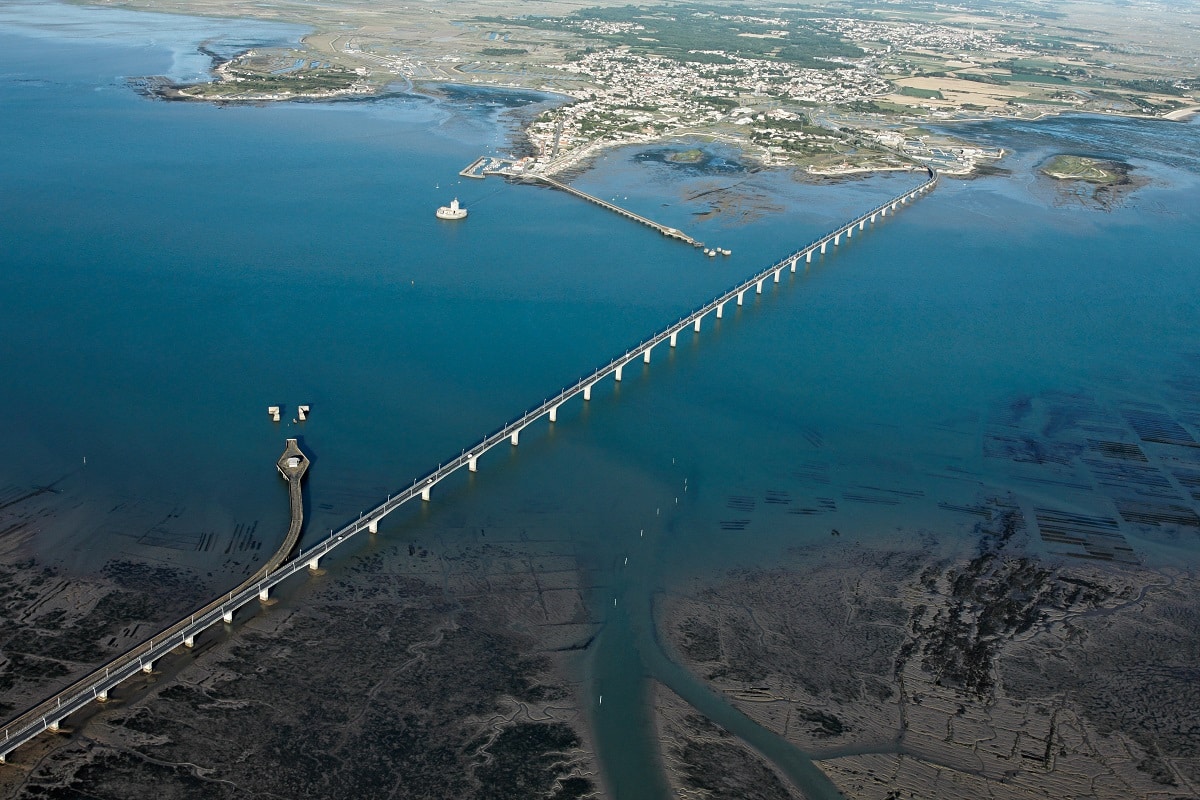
[12,569,593,800]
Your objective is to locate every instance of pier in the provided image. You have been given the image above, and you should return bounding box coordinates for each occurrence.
[0,169,936,764]
[527,173,700,247]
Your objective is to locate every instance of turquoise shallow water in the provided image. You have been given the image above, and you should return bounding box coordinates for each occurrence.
[3,5,1200,797]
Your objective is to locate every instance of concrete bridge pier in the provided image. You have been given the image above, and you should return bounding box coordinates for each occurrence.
[97,689,108,702]
[368,518,379,534]
[737,290,745,306]
[806,251,812,263]
[669,331,678,347]
[716,302,724,319]
[615,365,624,382]
[510,429,520,446]
[141,661,154,674]
[870,213,877,223]
[469,454,478,471]
[774,268,781,283]
[549,404,561,422]
[693,316,702,332]
[756,279,764,295]
[258,587,270,602]
[643,348,651,364]
[421,482,433,501]
[820,242,827,254]
[859,219,866,230]
[891,202,897,211]
[583,384,593,401]
[184,634,195,648]
[222,609,234,624]
[307,556,321,571]
[790,259,797,273]
[48,721,60,733]
[834,233,841,245]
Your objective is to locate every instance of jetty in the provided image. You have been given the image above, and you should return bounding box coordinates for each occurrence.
[527,173,700,247]
[1,169,937,765]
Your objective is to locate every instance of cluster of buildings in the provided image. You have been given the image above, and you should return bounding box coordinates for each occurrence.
[527,49,891,166]
[814,17,1031,58]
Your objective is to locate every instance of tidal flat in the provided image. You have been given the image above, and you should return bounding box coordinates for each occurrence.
[4,4,1200,798]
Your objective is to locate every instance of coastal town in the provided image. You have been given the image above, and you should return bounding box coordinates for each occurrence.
[141,1,1195,178]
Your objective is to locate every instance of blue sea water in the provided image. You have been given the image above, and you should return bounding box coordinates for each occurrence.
[3,4,1200,797]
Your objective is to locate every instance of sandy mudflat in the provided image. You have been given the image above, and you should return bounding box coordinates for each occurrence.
[657,505,1200,799]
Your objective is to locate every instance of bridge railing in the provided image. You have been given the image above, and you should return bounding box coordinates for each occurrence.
[1,167,935,765]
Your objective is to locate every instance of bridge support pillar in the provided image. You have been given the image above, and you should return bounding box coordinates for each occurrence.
[737,291,744,306]
[756,279,763,295]
[142,661,154,674]
[584,384,592,401]
[48,721,60,733]
[774,269,781,283]
[615,365,623,382]
[859,219,865,231]
[716,303,724,319]
[891,202,897,211]
[184,634,195,648]
[834,233,841,245]
[368,518,378,534]
[820,242,827,254]
[870,213,877,223]
[806,251,812,263]
[643,348,651,364]
[97,689,109,702]
[846,226,852,238]
[421,485,431,502]
[510,430,520,446]
[669,331,677,347]
[258,587,270,602]
[881,207,888,216]
[549,405,559,422]
[469,455,478,471]
[223,609,233,624]
[790,259,797,273]
[308,556,321,571]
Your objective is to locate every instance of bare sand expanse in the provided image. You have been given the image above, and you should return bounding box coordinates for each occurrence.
[657,507,1200,799]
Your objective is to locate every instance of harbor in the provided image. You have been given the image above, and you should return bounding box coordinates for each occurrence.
[460,154,707,249]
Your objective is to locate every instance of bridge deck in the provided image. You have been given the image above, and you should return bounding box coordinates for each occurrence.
[1,169,935,765]
[0,440,309,760]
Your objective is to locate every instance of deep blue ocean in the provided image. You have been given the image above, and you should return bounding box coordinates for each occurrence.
[3,4,1200,797]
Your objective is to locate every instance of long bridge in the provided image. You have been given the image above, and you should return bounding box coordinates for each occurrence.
[0,168,936,764]
[0,440,309,762]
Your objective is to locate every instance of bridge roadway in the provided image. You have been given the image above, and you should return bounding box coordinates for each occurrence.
[0,167,935,764]
[0,440,308,761]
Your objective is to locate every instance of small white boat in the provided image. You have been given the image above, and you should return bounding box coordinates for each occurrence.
[435,198,467,220]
